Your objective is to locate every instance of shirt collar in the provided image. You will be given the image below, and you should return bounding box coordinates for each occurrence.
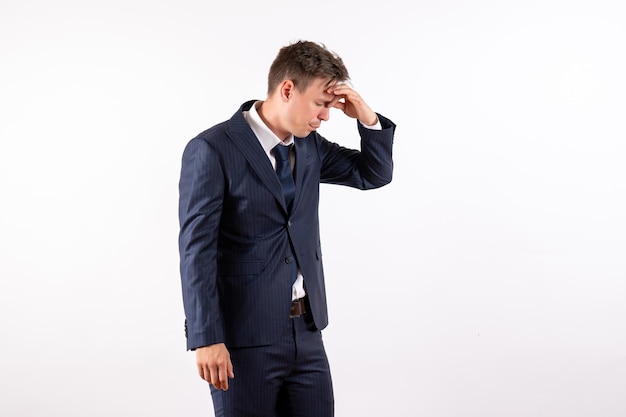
[244,101,294,156]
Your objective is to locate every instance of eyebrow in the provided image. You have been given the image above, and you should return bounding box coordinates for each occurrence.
[319,94,335,105]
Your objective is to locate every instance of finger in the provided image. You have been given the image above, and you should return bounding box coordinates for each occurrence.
[197,363,207,381]
[331,100,345,112]
[209,366,223,390]
[218,365,230,391]
[327,94,342,109]
[228,361,235,379]
[327,84,347,97]
[332,82,351,91]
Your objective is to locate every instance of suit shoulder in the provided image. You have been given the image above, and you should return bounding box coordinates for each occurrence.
[182,121,230,156]
[191,120,230,145]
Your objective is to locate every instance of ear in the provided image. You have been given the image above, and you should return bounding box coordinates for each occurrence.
[279,80,295,102]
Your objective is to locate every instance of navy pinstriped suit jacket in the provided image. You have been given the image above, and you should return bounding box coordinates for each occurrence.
[178,100,395,350]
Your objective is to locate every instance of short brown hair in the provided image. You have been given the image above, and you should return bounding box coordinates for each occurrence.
[267,40,350,95]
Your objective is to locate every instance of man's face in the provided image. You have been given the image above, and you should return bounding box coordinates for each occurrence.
[285,77,337,138]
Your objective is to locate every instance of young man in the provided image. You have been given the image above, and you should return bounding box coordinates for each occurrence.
[178,40,396,417]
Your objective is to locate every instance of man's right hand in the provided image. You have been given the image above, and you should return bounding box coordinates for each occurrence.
[195,343,235,390]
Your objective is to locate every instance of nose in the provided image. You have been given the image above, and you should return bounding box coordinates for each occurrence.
[318,106,330,121]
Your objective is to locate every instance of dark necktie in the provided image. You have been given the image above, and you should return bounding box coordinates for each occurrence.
[273,144,295,212]
[273,144,298,284]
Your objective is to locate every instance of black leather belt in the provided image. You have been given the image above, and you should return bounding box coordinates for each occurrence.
[290,297,307,318]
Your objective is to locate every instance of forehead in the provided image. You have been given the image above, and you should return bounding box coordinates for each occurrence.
[302,77,336,100]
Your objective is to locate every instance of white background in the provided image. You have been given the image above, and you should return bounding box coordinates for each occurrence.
[1,0,625,416]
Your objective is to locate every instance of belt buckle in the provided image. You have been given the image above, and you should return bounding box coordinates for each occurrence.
[290,298,306,318]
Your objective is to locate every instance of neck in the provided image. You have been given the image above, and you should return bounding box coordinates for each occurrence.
[257,100,290,142]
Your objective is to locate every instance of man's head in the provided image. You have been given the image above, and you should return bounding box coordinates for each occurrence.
[267,40,349,95]
[262,41,350,139]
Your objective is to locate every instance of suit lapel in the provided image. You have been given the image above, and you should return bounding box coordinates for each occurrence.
[226,102,288,212]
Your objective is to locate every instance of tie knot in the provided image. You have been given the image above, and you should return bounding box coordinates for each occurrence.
[273,144,290,162]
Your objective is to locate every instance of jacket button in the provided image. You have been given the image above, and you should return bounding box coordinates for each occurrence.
[285,256,293,264]
[287,219,292,227]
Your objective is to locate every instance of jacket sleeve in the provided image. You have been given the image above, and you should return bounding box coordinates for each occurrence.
[178,137,225,350]
[318,113,396,189]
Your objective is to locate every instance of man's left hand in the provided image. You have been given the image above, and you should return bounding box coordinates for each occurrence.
[327,84,378,126]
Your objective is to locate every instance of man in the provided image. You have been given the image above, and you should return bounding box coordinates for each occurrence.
[178,40,395,417]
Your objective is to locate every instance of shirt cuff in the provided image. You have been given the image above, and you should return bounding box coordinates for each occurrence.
[359,118,382,130]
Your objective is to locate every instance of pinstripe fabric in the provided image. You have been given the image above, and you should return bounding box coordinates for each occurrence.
[179,100,395,351]
[178,100,395,416]
[210,314,334,417]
